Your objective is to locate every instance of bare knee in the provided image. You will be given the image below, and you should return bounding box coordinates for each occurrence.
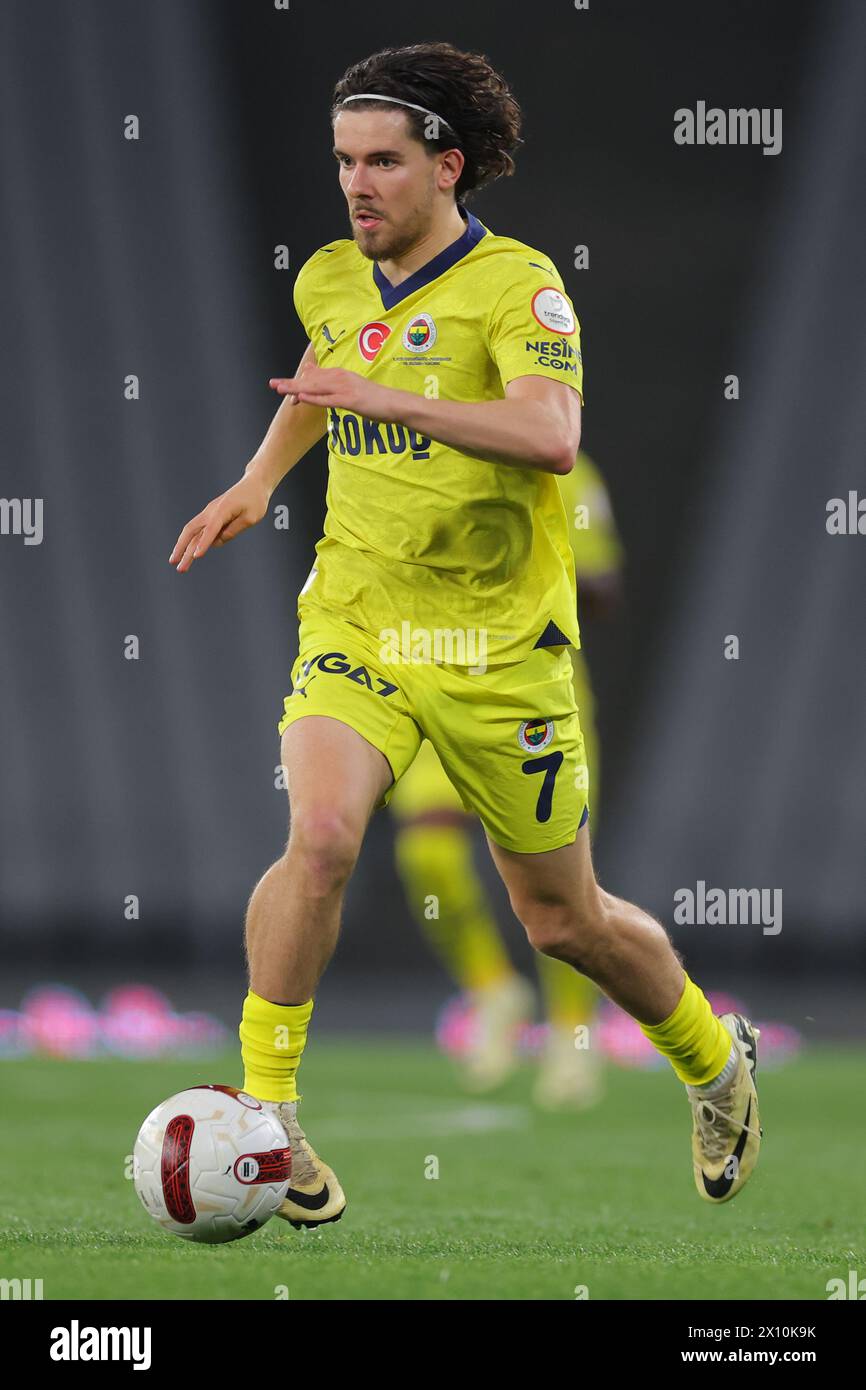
[285,807,363,897]
[512,886,607,970]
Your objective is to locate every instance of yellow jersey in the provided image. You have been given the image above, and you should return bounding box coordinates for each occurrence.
[293,205,584,665]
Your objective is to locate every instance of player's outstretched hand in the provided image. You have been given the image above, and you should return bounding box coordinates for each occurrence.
[169,473,270,573]
[269,365,386,417]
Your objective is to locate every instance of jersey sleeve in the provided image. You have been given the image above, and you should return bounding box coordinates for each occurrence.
[487,262,584,401]
[292,256,317,342]
[293,241,352,347]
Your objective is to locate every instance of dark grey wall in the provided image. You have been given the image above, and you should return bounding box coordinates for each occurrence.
[606,0,866,956]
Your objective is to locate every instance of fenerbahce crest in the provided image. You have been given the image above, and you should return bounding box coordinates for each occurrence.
[402,313,437,352]
[518,718,554,752]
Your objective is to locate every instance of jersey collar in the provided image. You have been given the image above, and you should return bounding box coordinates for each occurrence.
[372,204,487,311]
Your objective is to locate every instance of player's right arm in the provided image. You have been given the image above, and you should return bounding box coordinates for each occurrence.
[169,339,327,573]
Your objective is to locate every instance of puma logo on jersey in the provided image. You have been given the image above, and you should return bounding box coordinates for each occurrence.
[321,324,345,350]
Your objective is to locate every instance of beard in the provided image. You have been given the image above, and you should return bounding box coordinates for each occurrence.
[352,187,435,262]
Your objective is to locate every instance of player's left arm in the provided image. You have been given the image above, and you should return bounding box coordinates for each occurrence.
[268,368,580,474]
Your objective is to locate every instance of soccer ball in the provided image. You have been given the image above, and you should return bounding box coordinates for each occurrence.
[133,1085,291,1243]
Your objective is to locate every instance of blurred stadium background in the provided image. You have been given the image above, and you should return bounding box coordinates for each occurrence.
[3,0,865,1306]
[2,0,863,1044]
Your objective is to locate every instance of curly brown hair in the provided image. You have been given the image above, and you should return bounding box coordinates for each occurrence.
[331,42,523,202]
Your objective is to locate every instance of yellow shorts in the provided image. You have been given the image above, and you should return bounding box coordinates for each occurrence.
[391,648,598,826]
[278,615,589,853]
[388,735,468,820]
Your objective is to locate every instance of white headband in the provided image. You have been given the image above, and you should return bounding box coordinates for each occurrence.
[339,93,459,139]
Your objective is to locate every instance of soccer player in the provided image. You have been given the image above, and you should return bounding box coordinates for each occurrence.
[388,451,624,1109]
[170,42,762,1224]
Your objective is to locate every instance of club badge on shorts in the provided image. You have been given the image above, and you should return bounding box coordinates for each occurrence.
[518,718,554,752]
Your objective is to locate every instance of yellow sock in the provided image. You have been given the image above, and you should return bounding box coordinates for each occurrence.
[239,989,313,1102]
[536,952,597,1029]
[639,973,732,1084]
[394,823,514,990]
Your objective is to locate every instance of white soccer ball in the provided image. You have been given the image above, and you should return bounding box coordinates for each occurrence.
[133,1085,291,1243]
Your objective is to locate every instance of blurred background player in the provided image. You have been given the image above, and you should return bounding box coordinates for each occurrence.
[390,450,624,1110]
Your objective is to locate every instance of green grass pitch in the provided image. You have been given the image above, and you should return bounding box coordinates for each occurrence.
[2,1041,863,1300]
